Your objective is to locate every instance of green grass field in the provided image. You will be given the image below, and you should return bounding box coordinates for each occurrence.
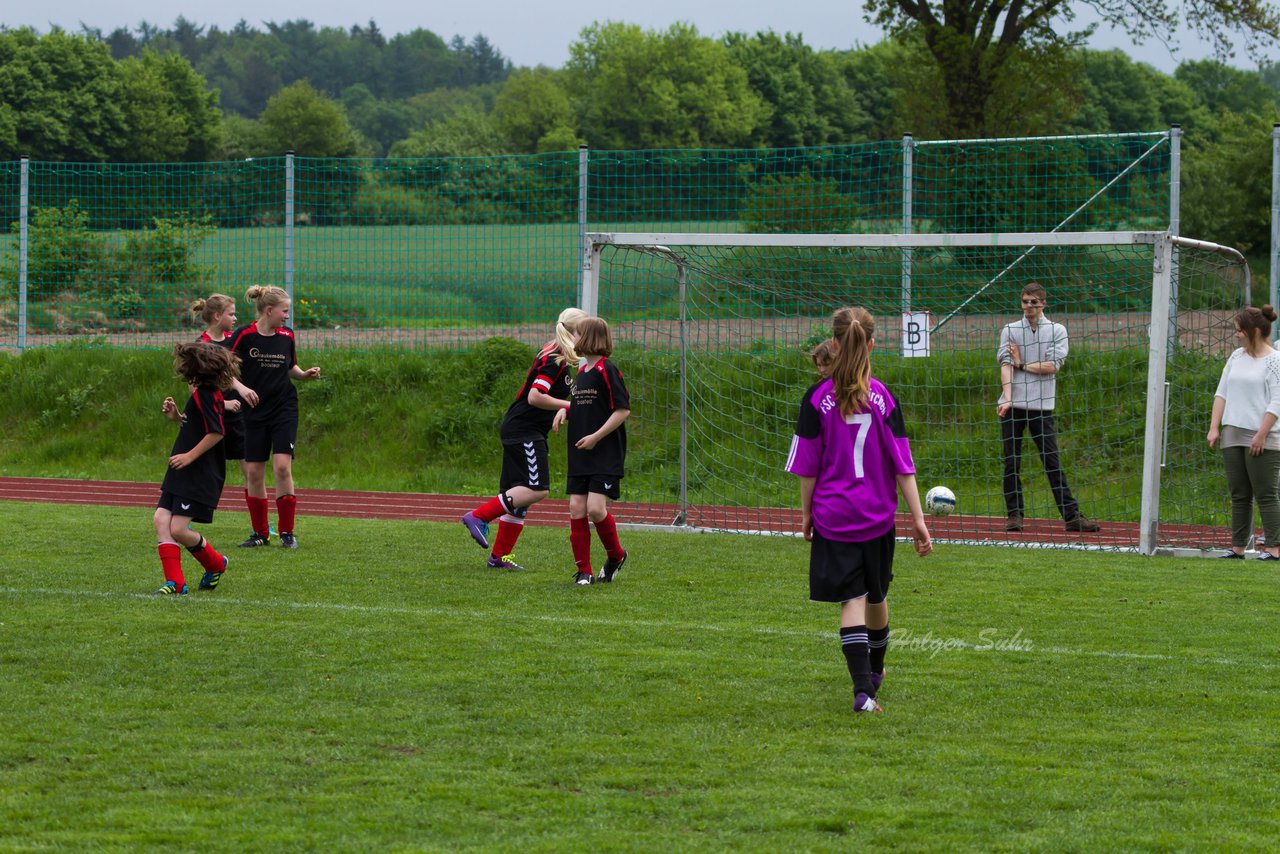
[3,502,1276,850]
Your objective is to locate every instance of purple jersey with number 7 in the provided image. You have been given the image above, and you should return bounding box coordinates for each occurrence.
[785,377,916,542]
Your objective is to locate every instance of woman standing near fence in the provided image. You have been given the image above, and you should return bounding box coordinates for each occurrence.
[231,285,321,550]
[461,307,587,570]
[1207,304,1280,560]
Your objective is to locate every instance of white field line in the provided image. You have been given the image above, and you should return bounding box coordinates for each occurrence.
[3,586,1276,672]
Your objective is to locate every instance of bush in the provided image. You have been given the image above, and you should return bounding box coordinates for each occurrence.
[1,203,217,330]
[2,201,111,300]
[740,172,859,234]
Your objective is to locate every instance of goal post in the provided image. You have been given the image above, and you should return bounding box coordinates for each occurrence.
[583,230,1251,554]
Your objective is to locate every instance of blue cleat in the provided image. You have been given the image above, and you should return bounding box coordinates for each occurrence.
[199,555,228,590]
[153,581,188,596]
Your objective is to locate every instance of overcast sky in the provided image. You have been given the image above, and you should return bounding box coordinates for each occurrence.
[0,0,1252,74]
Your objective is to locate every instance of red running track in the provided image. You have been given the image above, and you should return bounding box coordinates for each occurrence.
[0,475,1217,550]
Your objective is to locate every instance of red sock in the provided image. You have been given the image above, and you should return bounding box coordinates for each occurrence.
[570,517,592,573]
[471,495,506,523]
[492,518,524,558]
[158,543,185,588]
[247,495,270,537]
[188,537,225,573]
[594,512,624,561]
[277,494,297,534]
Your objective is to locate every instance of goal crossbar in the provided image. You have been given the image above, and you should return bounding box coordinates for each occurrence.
[586,231,1162,250]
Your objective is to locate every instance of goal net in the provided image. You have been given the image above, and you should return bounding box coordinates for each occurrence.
[584,231,1251,553]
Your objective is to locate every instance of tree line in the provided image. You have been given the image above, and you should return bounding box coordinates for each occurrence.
[1,19,1279,253]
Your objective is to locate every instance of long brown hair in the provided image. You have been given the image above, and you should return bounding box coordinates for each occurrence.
[830,306,872,416]
[173,342,240,390]
[575,316,613,358]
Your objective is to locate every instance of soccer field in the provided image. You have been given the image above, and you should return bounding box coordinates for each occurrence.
[2,502,1276,850]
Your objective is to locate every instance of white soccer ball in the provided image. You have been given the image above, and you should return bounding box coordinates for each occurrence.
[925,486,956,517]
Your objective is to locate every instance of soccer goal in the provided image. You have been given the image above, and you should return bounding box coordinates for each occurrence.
[582,230,1252,554]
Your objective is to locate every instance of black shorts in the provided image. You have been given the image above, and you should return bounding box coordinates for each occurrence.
[500,439,551,492]
[156,490,216,525]
[244,414,298,463]
[566,474,621,500]
[809,527,895,605]
[223,416,246,461]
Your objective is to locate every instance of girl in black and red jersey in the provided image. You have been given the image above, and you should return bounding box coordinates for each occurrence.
[152,342,240,595]
[565,316,631,586]
[461,307,588,570]
[230,285,322,549]
[192,294,260,500]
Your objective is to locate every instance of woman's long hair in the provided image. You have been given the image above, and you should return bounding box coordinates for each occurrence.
[830,307,872,417]
[554,307,588,365]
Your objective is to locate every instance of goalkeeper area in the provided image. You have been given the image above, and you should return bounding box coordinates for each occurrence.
[586,230,1252,554]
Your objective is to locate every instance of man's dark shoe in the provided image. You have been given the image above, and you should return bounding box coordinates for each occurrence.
[1065,514,1101,533]
[1004,512,1024,532]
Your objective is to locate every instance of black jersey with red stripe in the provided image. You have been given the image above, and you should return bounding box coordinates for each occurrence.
[161,386,226,506]
[567,357,630,477]
[230,324,298,423]
[499,342,573,445]
[199,331,243,420]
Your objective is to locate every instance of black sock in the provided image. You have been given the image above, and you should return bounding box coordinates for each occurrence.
[839,625,873,696]
[868,625,890,674]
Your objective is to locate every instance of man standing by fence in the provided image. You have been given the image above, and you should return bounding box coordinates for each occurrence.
[997,283,1101,534]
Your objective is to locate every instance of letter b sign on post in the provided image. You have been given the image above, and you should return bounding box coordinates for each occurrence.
[901,312,930,358]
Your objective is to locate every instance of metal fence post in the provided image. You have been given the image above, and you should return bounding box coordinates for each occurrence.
[1167,125,1182,349]
[17,156,29,351]
[284,151,295,302]
[1271,123,1279,327]
[578,145,589,309]
[901,133,914,326]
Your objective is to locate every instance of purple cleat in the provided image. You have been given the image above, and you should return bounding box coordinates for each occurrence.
[461,512,489,549]
[487,553,524,571]
[853,692,882,713]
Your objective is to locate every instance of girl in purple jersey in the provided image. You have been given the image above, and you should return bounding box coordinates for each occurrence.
[786,307,931,713]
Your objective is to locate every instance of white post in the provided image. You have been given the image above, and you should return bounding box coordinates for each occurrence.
[1271,124,1279,329]
[578,145,589,309]
[901,133,913,327]
[17,156,29,351]
[1167,125,1182,349]
[1140,234,1174,554]
[677,262,689,526]
[582,242,600,316]
[284,151,295,302]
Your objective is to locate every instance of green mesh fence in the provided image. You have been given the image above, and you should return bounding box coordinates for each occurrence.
[1,133,1172,352]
